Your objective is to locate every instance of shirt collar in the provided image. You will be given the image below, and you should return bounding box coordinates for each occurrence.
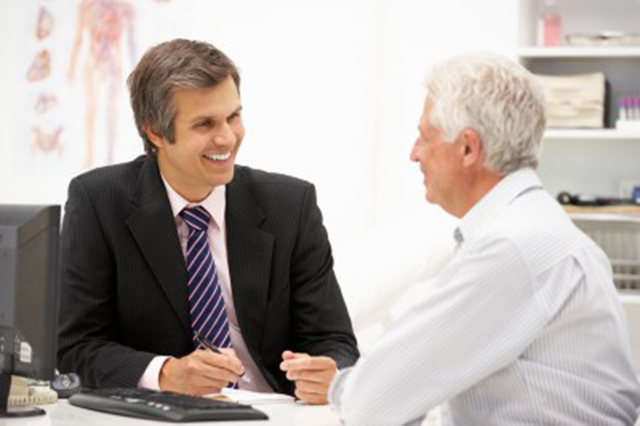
[455,168,543,246]
[160,175,226,229]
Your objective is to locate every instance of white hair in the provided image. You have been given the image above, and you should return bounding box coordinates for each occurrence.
[425,53,547,174]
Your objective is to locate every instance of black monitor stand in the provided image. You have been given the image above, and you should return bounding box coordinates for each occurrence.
[0,372,46,418]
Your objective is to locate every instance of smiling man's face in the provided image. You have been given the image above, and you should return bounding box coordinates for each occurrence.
[151,76,245,202]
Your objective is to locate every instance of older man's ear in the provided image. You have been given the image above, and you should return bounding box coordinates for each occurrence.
[460,128,484,168]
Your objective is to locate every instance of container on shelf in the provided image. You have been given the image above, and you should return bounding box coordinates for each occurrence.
[566,32,640,47]
[538,0,562,46]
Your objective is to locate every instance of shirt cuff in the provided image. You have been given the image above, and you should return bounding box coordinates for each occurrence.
[137,356,171,390]
[329,366,353,416]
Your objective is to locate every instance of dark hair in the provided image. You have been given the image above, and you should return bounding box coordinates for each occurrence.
[127,39,241,156]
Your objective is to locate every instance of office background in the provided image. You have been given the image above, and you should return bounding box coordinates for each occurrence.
[0,0,518,236]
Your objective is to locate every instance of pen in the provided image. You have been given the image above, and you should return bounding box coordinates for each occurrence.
[194,331,223,354]
[194,331,248,381]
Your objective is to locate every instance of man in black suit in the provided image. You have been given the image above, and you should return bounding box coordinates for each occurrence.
[57,38,358,405]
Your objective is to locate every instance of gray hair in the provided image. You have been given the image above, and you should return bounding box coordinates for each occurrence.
[127,39,241,156]
[425,53,546,174]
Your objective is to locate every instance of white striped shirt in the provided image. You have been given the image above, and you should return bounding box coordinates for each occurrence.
[330,168,640,426]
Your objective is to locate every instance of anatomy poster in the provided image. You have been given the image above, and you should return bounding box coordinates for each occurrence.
[19,0,159,172]
[67,0,138,169]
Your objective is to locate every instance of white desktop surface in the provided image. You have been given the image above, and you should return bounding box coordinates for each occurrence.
[0,400,342,426]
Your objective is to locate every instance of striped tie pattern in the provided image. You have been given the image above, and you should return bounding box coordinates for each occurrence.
[180,206,231,350]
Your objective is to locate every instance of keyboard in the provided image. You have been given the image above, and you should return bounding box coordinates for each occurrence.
[68,387,269,422]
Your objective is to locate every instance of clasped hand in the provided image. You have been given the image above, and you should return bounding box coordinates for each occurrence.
[280,350,338,405]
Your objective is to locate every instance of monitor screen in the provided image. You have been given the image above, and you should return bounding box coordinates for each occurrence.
[0,205,60,417]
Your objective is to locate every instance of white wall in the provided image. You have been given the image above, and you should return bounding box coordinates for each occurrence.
[0,0,518,292]
[370,0,518,223]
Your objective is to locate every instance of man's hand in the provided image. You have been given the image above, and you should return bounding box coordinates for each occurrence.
[280,351,337,405]
[159,348,244,395]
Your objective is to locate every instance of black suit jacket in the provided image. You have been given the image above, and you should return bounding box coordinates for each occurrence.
[57,155,358,394]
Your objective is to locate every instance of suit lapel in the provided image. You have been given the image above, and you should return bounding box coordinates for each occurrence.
[226,169,274,360]
[126,157,192,335]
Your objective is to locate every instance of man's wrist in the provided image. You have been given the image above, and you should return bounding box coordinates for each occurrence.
[152,357,175,390]
[157,356,175,390]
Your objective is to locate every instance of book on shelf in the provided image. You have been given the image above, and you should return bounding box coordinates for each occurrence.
[535,72,605,128]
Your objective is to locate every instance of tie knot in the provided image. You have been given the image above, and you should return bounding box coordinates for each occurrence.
[180,206,211,232]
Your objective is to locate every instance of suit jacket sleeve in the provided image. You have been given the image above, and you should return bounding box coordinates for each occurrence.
[57,177,155,387]
[288,184,359,369]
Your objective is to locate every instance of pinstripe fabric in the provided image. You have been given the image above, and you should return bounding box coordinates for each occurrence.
[180,206,231,349]
[330,168,640,426]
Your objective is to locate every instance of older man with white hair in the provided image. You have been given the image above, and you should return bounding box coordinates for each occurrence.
[329,53,640,426]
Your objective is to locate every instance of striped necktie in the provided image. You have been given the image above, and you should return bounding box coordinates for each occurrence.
[180,206,232,350]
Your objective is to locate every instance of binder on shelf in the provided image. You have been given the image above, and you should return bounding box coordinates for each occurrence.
[535,72,606,128]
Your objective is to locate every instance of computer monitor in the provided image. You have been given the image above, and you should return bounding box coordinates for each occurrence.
[0,205,60,417]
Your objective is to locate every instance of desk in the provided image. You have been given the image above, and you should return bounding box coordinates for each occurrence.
[0,400,342,426]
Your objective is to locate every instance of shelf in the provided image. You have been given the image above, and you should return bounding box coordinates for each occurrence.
[518,47,640,58]
[566,209,640,221]
[568,214,640,225]
[618,290,640,303]
[544,128,640,141]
